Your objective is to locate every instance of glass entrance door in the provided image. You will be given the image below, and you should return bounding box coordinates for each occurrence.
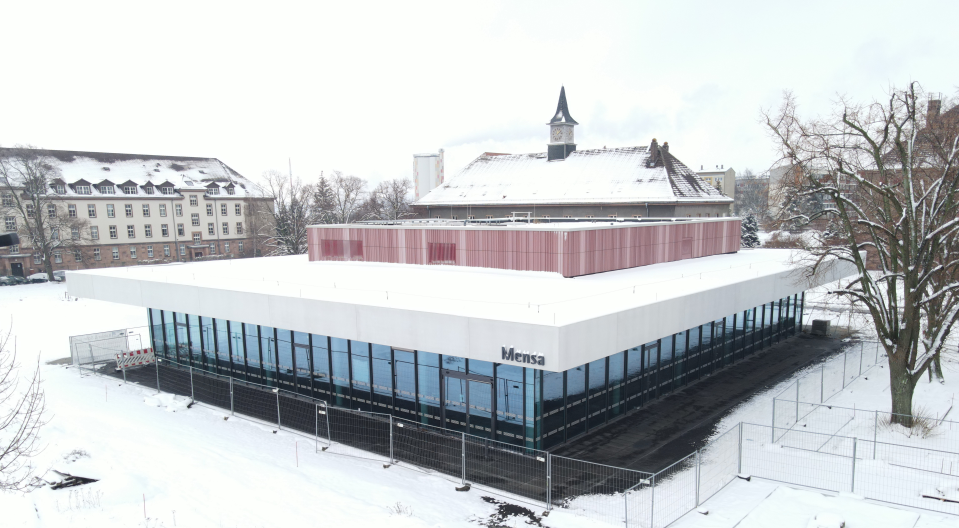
[467,380,492,438]
[442,369,494,437]
[444,375,468,432]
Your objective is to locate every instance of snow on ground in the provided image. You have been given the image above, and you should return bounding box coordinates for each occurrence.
[0,283,610,528]
[671,479,957,528]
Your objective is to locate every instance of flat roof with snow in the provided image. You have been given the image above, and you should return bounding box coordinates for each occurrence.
[67,249,853,372]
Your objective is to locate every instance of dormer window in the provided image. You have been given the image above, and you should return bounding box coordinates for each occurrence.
[143,186,155,195]
[160,186,175,195]
[99,185,115,194]
[52,184,65,194]
[75,185,91,195]
[123,185,137,195]
[226,187,235,195]
[206,187,220,195]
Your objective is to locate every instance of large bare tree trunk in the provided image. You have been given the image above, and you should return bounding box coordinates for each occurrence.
[889,350,915,427]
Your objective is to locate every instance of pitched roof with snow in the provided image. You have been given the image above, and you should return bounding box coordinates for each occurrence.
[415,142,732,206]
[0,148,258,198]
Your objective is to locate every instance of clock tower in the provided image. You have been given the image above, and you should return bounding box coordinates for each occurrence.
[547,86,578,161]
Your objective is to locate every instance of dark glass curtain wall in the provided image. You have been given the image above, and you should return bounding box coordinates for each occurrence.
[149,292,802,450]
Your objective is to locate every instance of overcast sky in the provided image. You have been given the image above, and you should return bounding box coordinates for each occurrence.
[2,1,957,189]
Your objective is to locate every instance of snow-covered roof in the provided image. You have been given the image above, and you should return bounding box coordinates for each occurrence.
[66,249,855,372]
[0,148,258,198]
[415,143,733,207]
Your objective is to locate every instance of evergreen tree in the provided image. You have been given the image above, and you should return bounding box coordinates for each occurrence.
[741,214,760,248]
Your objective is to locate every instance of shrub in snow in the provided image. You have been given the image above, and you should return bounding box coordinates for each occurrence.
[741,215,760,248]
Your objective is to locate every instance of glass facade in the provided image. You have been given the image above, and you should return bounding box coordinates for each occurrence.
[149,292,802,450]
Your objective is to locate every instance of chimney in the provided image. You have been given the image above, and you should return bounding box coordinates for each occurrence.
[662,142,669,155]
[928,99,942,122]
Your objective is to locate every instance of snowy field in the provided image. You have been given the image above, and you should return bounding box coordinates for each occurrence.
[1,282,957,527]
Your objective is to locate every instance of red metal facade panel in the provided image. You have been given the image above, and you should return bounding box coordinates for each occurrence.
[307,219,741,277]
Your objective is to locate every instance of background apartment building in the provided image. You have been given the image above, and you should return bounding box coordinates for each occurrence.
[0,149,272,277]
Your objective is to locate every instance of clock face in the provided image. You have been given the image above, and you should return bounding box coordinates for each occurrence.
[551,127,563,142]
[564,127,573,143]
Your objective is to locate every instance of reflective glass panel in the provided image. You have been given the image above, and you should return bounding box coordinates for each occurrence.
[310,334,330,399]
[330,338,351,407]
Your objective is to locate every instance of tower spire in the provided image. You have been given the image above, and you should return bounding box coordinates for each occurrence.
[549,86,579,125]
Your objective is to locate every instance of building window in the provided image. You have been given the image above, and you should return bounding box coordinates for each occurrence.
[90,226,99,240]
[161,224,169,237]
[179,245,186,256]
[111,247,119,260]
[486,215,493,219]
[100,185,115,194]
[76,185,91,195]
[88,204,96,218]
[209,242,216,254]
[467,215,475,220]
[147,245,154,258]
[94,248,101,261]
[226,187,235,196]
[191,213,200,226]
[206,204,213,216]
[25,204,34,218]
[142,204,150,217]
[54,252,62,264]
[235,204,241,216]
[221,222,229,235]
[207,223,215,235]
[123,185,137,195]
[238,241,243,253]
[143,186,154,195]
[68,204,77,217]
[220,203,227,216]
[47,204,56,218]
[224,241,230,253]
[163,245,171,257]
[71,226,79,240]
[161,186,175,195]
[175,204,183,216]
[9,245,18,253]
[53,184,65,194]
[109,225,118,239]
[207,187,220,195]
[107,204,115,218]
[189,195,198,207]
[50,228,59,241]
[144,224,153,237]
[73,249,81,261]
[608,214,617,218]
[159,204,167,217]
[564,215,571,218]
[235,222,243,235]
[1,194,12,206]
[428,242,456,264]
[125,204,133,217]
[192,233,201,243]
[177,224,184,236]
[33,253,41,264]
[585,215,594,219]
[4,217,14,231]
[130,246,137,259]
[126,225,135,238]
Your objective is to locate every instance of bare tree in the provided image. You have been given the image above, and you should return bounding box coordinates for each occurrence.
[734,168,770,221]
[314,171,368,224]
[0,328,46,491]
[259,170,314,256]
[368,178,414,221]
[0,147,90,279]
[764,84,959,425]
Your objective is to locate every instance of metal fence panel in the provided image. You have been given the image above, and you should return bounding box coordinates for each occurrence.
[551,455,650,526]
[465,435,547,504]
[855,441,959,515]
[651,453,697,528]
[327,407,390,461]
[232,382,279,425]
[192,371,231,410]
[391,417,462,481]
[156,364,192,399]
[698,423,740,503]
[742,423,853,492]
[278,391,318,437]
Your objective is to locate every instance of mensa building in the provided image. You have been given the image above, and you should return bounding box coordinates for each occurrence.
[68,217,853,450]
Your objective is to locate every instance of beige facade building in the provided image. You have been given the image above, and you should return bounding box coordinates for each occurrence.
[0,149,271,277]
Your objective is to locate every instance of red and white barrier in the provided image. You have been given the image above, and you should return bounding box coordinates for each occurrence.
[116,348,155,369]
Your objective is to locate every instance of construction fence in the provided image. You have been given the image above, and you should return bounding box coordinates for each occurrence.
[83,334,959,526]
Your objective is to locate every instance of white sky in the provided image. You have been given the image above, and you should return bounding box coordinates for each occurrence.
[2,0,957,189]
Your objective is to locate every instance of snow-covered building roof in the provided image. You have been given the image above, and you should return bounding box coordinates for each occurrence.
[415,140,733,207]
[0,148,258,198]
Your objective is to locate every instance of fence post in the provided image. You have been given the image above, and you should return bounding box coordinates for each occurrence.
[546,453,552,511]
[623,485,628,528]
[326,403,332,449]
[229,377,234,416]
[873,410,878,459]
[315,403,319,454]
[842,348,847,389]
[189,365,195,401]
[820,365,824,403]
[795,380,800,422]
[276,390,281,430]
[121,363,127,384]
[389,415,394,465]
[155,357,161,394]
[695,449,701,507]
[859,341,864,375]
[771,402,775,442]
[650,473,655,528]
[461,432,466,486]
[738,422,743,474]
[851,438,857,493]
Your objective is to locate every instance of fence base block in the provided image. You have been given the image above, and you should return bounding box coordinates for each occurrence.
[455,484,471,492]
[382,464,391,469]
[736,473,751,481]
